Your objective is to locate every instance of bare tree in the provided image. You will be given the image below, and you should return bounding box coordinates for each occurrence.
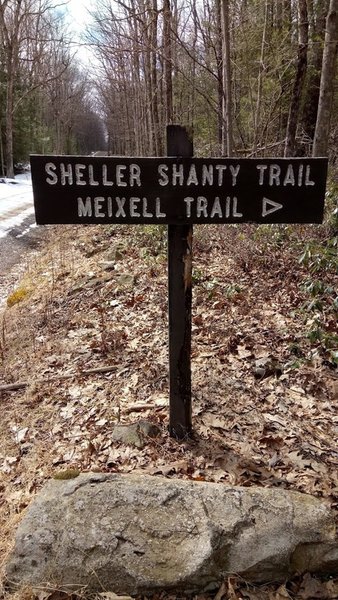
[221,0,233,155]
[301,0,329,146]
[313,0,338,157]
[0,0,72,175]
[83,0,336,160]
[284,0,308,156]
[163,0,173,124]
[0,0,26,177]
[253,0,269,155]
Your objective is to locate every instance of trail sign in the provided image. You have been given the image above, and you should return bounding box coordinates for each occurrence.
[30,128,328,439]
[31,155,328,225]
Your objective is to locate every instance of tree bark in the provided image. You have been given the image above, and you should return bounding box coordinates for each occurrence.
[131,1,142,154]
[284,0,308,157]
[253,0,269,155]
[221,0,233,156]
[301,1,328,145]
[150,0,161,154]
[1,0,22,178]
[215,0,223,152]
[313,0,338,156]
[163,0,173,124]
[5,66,15,178]
[283,0,292,35]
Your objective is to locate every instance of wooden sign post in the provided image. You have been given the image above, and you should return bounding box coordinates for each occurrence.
[30,126,328,439]
[167,126,193,438]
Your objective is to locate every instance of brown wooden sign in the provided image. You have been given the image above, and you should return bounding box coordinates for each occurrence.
[29,132,329,440]
[30,155,328,225]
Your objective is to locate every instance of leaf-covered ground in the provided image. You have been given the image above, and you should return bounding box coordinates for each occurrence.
[0,222,337,600]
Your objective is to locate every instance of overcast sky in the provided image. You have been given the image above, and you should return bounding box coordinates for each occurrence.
[64,0,93,63]
[65,0,92,33]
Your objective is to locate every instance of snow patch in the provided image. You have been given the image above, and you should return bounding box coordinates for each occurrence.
[0,174,35,238]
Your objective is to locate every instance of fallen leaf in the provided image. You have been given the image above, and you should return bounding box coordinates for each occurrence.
[298,573,338,599]
[145,460,189,476]
[11,426,29,443]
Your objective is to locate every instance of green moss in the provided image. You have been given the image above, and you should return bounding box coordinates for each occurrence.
[53,468,80,480]
[7,287,29,307]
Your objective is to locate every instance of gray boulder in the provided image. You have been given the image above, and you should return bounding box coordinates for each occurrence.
[5,473,337,595]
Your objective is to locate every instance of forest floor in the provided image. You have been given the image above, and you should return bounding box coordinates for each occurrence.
[0,217,337,600]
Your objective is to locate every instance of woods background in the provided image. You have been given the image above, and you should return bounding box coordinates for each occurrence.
[0,0,337,178]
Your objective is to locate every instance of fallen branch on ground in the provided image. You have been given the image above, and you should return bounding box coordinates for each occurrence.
[0,365,118,392]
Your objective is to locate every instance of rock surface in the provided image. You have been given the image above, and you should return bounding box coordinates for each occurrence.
[6,473,337,595]
[112,420,161,448]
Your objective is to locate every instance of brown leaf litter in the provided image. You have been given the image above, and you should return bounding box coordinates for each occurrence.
[0,222,337,599]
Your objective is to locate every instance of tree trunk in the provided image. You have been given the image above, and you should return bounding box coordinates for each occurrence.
[143,20,154,154]
[130,0,142,154]
[1,0,22,178]
[221,0,233,156]
[188,0,198,129]
[5,66,15,178]
[284,0,308,157]
[283,0,292,34]
[313,0,338,156]
[150,0,161,154]
[253,0,269,154]
[0,119,5,176]
[215,0,223,152]
[275,0,283,29]
[163,0,173,124]
[301,1,328,145]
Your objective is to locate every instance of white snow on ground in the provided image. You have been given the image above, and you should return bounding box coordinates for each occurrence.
[0,172,35,238]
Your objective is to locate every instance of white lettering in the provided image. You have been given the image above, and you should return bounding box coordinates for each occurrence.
[184,197,194,217]
[202,165,213,186]
[233,197,243,218]
[298,164,304,186]
[229,164,240,186]
[225,197,231,218]
[75,164,86,186]
[130,164,141,186]
[142,198,153,218]
[88,165,99,186]
[283,164,295,186]
[103,165,113,186]
[197,196,208,218]
[210,197,222,218]
[130,197,141,217]
[257,164,268,185]
[107,197,113,217]
[305,165,315,186]
[45,162,57,185]
[269,164,281,186]
[60,163,73,185]
[116,197,126,217]
[186,164,198,186]
[94,197,105,217]
[215,165,227,185]
[172,164,184,186]
[158,164,169,186]
[155,197,166,218]
[78,197,92,217]
[116,165,127,186]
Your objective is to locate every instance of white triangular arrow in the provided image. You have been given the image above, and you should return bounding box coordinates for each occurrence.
[262,197,283,217]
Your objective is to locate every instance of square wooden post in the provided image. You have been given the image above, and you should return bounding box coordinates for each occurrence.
[167,125,193,439]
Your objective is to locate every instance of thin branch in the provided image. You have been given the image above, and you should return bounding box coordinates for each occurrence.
[0,365,118,394]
